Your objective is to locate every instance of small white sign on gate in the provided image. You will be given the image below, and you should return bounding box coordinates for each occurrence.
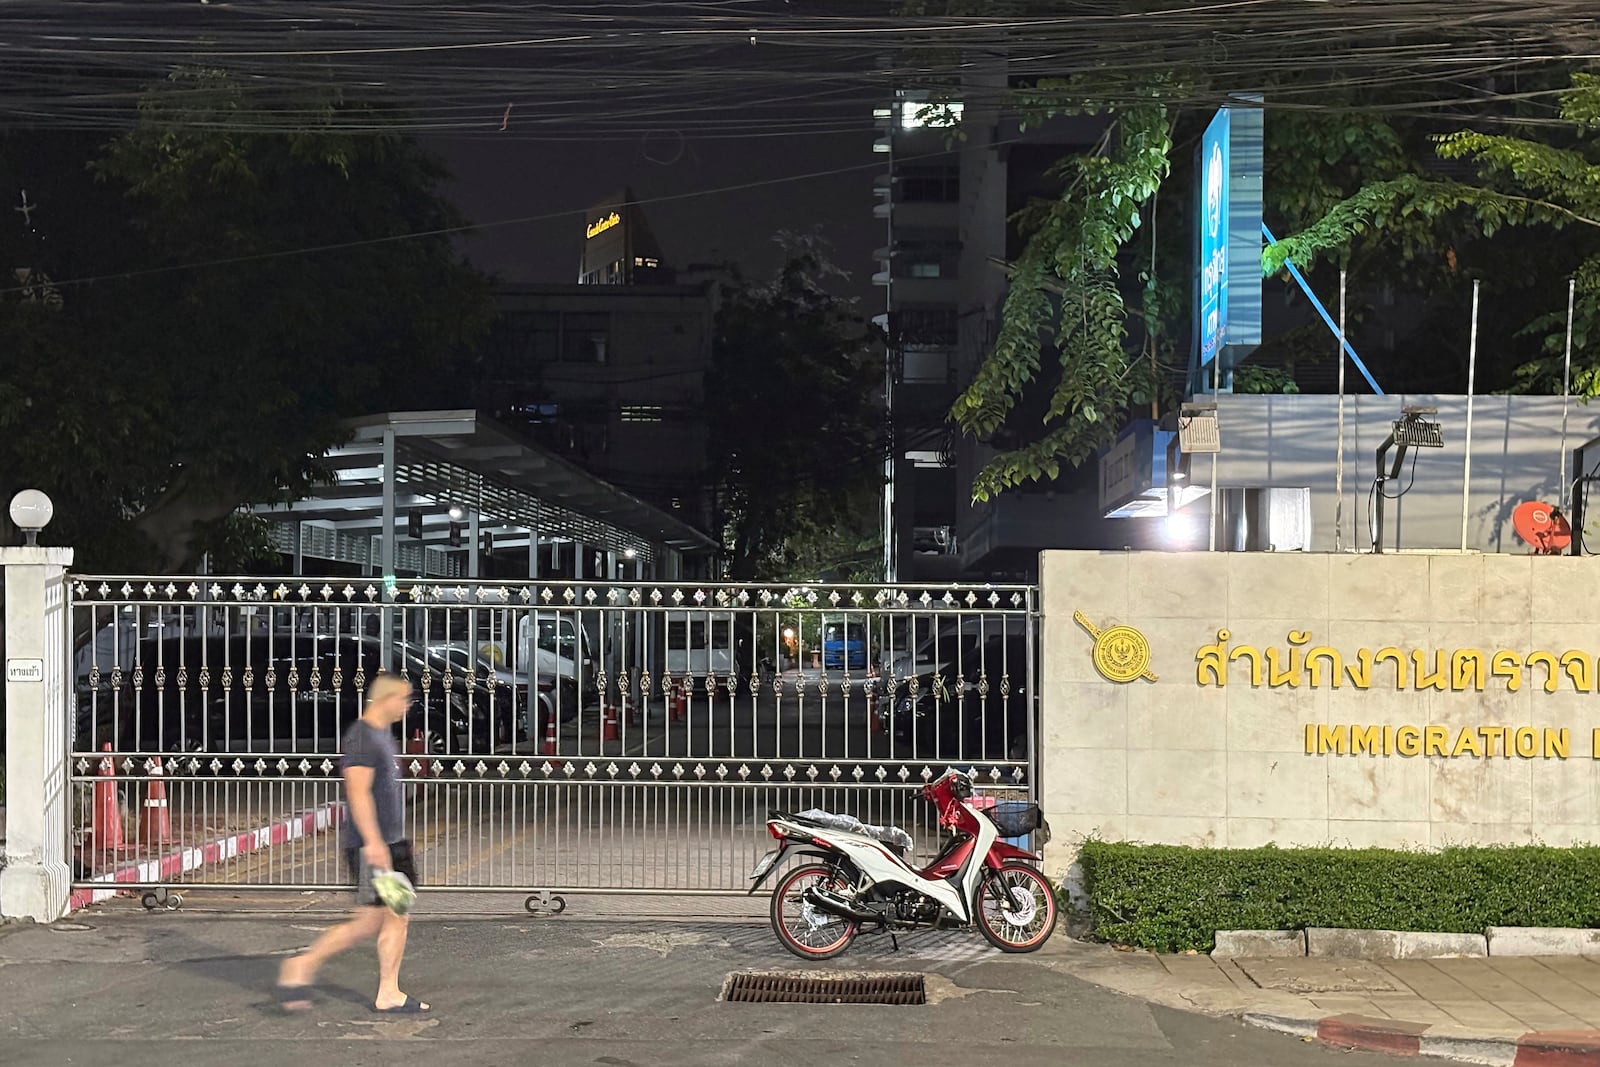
[6,658,44,683]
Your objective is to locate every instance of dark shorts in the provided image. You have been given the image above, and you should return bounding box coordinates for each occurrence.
[344,839,419,908]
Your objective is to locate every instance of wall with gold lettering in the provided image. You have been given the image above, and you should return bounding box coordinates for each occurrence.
[1039,550,1600,892]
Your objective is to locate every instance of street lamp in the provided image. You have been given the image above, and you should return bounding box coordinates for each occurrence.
[9,489,53,546]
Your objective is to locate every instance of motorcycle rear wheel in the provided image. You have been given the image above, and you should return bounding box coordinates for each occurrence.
[975,862,1057,952]
[770,862,860,961]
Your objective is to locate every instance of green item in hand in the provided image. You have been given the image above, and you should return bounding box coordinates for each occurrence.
[371,868,416,915]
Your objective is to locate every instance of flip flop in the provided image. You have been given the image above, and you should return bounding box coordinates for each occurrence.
[372,995,431,1014]
[275,984,314,1013]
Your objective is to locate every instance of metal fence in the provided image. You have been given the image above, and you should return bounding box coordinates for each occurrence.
[66,577,1038,901]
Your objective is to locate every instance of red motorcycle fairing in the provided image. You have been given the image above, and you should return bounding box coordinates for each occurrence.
[984,839,1040,866]
[919,836,977,880]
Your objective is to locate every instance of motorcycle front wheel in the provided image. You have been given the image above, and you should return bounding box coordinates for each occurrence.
[975,862,1058,952]
[770,862,860,961]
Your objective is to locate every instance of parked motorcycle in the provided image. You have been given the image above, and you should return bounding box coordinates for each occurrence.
[748,769,1057,959]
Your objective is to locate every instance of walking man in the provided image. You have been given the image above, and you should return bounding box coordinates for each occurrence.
[277,674,430,1014]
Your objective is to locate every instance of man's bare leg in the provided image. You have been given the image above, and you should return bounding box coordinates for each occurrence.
[373,911,428,1012]
[277,907,385,1009]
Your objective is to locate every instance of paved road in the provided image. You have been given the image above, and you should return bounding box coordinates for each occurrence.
[0,913,1397,1067]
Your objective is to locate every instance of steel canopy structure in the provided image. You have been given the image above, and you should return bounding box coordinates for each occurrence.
[250,410,717,580]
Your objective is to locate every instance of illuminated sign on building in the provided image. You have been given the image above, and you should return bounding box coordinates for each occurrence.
[586,211,622,239]
[1192,100,1263,393]
[1198,109,1230,371]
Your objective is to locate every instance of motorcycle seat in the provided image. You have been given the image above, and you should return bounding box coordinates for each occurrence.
[791,808,914,855]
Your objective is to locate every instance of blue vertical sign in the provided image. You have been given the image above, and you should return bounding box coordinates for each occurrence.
[1198,108,1231,374]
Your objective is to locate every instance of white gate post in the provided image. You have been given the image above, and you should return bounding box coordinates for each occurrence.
[0,543,74,922]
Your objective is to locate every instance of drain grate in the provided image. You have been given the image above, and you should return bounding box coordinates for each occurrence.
[722,972,926,1005]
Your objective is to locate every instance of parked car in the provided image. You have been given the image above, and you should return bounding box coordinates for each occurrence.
[427,642,563,729]
[880,615,1028,686]
[73,633,527,757]
[883,631,1032,763]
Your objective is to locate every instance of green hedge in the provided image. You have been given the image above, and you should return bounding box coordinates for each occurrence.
[1080,841,1600,953]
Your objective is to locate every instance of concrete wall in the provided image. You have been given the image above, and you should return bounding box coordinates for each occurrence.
[1211,394,1600,553]
[1039,549,1600,890]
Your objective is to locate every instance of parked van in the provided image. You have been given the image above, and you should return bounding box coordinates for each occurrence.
[821,616,869,671]
[514,612,596,713]
[664,611,734,686]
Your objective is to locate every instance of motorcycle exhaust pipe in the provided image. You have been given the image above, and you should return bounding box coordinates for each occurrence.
[803,886,882,924]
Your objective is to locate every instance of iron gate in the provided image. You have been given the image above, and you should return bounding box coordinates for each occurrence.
[66,577,1038,901]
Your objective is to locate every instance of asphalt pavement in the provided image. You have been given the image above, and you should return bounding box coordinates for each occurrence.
[0,909,1397,1067]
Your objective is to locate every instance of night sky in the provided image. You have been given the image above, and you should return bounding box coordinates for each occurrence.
[430,104,880,305]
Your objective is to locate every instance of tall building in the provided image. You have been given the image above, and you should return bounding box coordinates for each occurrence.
[579,189,673,286]
[476,282,719,539]
[872,92,966,582]
[875,71,1158,581]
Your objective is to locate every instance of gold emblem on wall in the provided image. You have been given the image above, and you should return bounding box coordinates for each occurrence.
[1074,611,1157,683]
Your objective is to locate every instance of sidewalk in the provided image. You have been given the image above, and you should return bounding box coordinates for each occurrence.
[0,909,1395,1067]
[1047,941,1600,1064]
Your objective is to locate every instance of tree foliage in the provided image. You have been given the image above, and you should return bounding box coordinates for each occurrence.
[902,0,1600,499]
[952,96,1174,500]
[0,70,492,570]
[708,234,885,582]
[1265,73,1600,394]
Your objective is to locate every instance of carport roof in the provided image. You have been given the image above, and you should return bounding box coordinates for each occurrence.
[254,410,717,557]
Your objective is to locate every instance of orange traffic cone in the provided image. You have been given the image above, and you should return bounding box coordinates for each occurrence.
[602,701,619,742]
[92,743,126,854]
[867,672,884,735]
[541,710,559,756]
[138,756,172,846]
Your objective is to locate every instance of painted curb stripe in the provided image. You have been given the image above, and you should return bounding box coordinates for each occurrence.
[68,802,345,910]
[1246,1012,1600,1065]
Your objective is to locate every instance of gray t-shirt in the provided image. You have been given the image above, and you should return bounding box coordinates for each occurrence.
[339,719,404,849]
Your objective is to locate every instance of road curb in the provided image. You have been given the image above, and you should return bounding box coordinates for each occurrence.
[68,801,345,911]
[1244,1011,1600,1065]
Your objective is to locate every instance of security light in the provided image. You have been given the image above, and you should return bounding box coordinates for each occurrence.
[1177,402,1221,454]
[1373,406,1446,553]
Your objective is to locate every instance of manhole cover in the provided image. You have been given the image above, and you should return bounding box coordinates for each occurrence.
[722,971,927,1005]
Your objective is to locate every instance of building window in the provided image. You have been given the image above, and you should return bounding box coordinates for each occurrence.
[894,229,961,280]
[898,164,959,202]
[891,307,959,347]
[561,313,610,363]
[519,312,562,362]
[621,405,664,423]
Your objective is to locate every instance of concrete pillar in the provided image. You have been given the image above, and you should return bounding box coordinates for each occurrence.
[0,547,74,922]
[467,509,481,579]
[528,527,539,580]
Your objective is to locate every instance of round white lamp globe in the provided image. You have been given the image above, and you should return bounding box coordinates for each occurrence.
[9,489,53,544]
